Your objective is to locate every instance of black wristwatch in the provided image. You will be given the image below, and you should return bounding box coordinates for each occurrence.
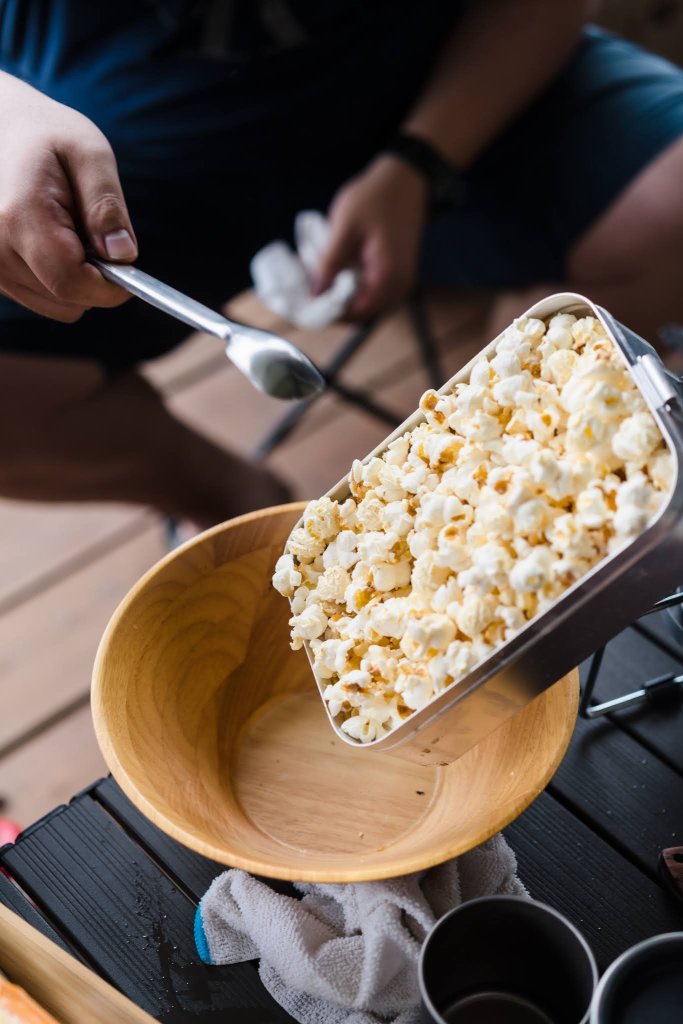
[383,132,467,213]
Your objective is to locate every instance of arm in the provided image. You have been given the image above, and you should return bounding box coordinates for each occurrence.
[0,72,137,322]
[403,0,598,168]
[317,0,596,320]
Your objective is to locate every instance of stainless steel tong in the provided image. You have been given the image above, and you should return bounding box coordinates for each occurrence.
[93,259,325,400]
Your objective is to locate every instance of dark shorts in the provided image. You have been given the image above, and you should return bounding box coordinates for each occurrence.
[1,11,683,372]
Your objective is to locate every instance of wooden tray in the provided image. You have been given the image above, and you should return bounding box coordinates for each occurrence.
[92,503,579,883]
[0,903,154,1023]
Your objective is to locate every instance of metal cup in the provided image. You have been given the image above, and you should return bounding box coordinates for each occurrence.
[419,896,598,1024]
[590,932,683,1023]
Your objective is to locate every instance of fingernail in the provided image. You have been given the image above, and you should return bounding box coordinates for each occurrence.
[104,229,136,261]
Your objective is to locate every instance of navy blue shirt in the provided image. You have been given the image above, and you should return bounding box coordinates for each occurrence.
[0,0,458,182]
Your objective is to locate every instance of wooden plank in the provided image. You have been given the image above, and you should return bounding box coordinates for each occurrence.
[0,290,486,610]
[0,798,292,1021]
[506,791,683,970]
[549,715,683,877]
[0,873,72,955]
[587,627,683,775]
[0,706,106,828]
[94,778,225,903]
[0,503,149,614]
[0,903,158,1024]
[0,523,167,755]
[141,332,224,394]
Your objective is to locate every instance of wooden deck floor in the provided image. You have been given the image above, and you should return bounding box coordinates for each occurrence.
[0,288,496,828]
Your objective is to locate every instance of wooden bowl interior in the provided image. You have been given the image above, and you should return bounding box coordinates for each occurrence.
[92,504,578,883]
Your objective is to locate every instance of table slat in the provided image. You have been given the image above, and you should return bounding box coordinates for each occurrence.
[93,778,225,903]
[587,627,683,774]
[506,791,683,970]
[549,715,683,877]
[0,871,73,956]
[0,798,292,1022]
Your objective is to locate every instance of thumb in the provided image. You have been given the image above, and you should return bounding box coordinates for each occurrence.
[313,219,359,295]
[63,139,138,262]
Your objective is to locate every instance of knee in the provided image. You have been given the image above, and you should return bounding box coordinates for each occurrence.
[568,137,683,286]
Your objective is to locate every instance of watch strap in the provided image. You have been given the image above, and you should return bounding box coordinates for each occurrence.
[383,132,466,212]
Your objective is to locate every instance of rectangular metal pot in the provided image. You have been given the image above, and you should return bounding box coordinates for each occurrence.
[292,292,683,765]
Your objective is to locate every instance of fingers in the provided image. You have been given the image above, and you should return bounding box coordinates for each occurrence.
[61,135,138,263]
[314,197,361,294]
[0,81,138,322]
[0,134,136,316]
[0,270,87,323]
[345,237,412,321]
[16,215,131,310]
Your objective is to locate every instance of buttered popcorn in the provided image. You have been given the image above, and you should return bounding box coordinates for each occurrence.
[275,314,673,743]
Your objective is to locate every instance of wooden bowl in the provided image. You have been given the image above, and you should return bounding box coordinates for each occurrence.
[92,503,578,883]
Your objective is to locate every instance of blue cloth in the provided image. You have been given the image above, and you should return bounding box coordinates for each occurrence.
[193,904,212,965]
[0,5,682,369]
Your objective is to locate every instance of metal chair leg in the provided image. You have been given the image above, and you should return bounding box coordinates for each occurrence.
[579,593,683,719]
[408,287,444,390]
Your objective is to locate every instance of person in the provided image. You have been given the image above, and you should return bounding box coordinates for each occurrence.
[0,0,682,525]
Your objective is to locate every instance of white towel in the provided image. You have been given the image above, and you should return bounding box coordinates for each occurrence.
[194,833,527,1024]
[250,210,357,330]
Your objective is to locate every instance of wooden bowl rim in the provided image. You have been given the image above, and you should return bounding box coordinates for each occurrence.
[91,504,579,882]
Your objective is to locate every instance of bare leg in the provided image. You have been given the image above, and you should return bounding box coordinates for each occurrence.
[0,353,289,527]
[488,137,683,344]
[567,136,683,343]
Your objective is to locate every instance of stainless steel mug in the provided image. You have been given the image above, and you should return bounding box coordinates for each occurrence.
[590,932,683,1023]
[419,896,598,1024]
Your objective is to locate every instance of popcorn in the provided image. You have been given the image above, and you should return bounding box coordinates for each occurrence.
[540,313,576,357]
[287,527,325,563]
[289,604,328,650]
[647,450,674,493]
[356,494,385,531]
[491,350,522,378]
[341,716,385,742]
[543,348,579,387]
[272,553,302,597]
[372,560,412,592]
[303,497,341,541]
[472,542,513,585]
[435,525,472,572]
[470,359,492,387]
[612,411,662,465]
[316,566,351,604]
[313,637,355,679]
[395,663,434,710]
[399,614,456,661]
[381,499,414,537]
[576,487,611,530]
[514,498,550,536]
[369,597,412,638]
[322,529,359,571]
[455,595,496,638]
[275,309,670,742]
[509,548,553,593]
[493,372,534,408]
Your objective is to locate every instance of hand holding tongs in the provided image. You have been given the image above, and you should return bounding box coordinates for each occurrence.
[93,259,325,401]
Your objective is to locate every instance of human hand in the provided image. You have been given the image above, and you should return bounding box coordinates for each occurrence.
[0,72,137,323]
[314,155,429,322]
